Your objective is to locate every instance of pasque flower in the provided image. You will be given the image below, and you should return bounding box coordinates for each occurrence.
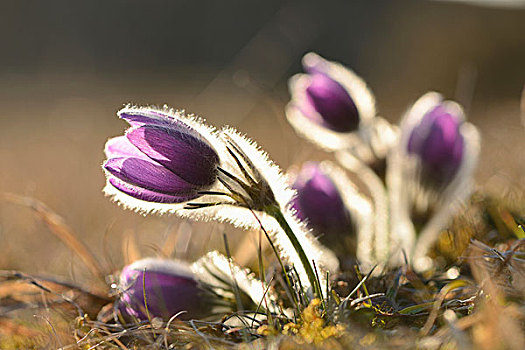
[300,67,360,132]
[102,106,278,217]
[291,162,352,239]
[287,52,374,134]
[103,106,339,299]
[118,258,210,321]
[290,162,374,263]
[286,52,397,165]
[400,92,479,210]
[103,107,220,205]
[407,104,464,188]
[387,92,480,270]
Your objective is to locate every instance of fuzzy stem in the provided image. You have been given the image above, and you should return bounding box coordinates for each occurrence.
[264,205,323,300]
[336,151,390,265]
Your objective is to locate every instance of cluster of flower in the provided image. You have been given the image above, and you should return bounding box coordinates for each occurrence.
[102,52,480,322]
[287,53,480,271]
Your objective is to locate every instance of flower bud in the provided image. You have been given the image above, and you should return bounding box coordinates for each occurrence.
[118,258,209,321]
[407,104,464,187]
[290,162,352,240]
[286,52,398,167]
[288,52,374,134]
[387,92,481,269]
[394,92,481,213]
[103,107,220,204]
[303,72,360,132]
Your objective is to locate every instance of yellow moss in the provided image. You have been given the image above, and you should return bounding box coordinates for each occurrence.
[280,299,345,345]
[256,325,271,336]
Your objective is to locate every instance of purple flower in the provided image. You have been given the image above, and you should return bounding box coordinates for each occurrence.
[118,258,209,321]
[303,72,360,132]
[290,54,364,133]
[287,52,376,135]
[396,92,478,196]
[407,104,464,186]
[389,92,481,270]
[287,53,393,160]
[103,107,220,204]
[291,162,352,239]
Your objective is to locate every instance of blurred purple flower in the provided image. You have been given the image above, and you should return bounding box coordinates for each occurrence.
[286,53,398,167]
[303,72,360,132]
[407,105,464,186]
[291,162,352,239]
[118,258,209,321]
[289,53,366,133]
[388,92,481,270]
[103,107,220,204]
[393,92,480,208]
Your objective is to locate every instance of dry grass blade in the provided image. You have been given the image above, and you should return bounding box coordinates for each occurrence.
[122,228,141,265]
[420,279,469,336]
[3,193,105,280]
[0,270,111,319]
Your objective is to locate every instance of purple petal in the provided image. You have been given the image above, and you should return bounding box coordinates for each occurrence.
[108,177,197,203]
[304,73,359,132]
[127,125,219,187]
[118,108,180,128]
[120,263,206,320]
[408,105,464,183]
[104,157,199,196]
[105,136,148,160]
[292,163,350,237]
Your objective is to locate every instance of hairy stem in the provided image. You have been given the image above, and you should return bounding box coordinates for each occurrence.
[264,205,323,300]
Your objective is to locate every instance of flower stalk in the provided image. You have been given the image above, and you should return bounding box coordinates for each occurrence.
[336,151,390,269]
[263,204,324,300]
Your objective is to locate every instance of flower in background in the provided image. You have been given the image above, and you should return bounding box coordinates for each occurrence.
[387,92,480,270]
[286,52,397,165]
[103,107,220,208]
[401,92,479,213]
[287,55,393,266]
[291,162,352,239]
[287,52,375,134]
[290,162,374,262]
[118,258,210,321]
[407,104,465,189]
[297,64,360,133]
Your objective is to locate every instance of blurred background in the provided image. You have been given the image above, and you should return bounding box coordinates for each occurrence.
[0,0,524,286]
